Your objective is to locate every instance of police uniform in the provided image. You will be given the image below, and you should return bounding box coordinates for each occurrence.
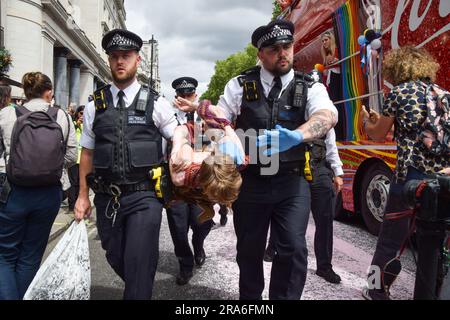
[306,129,343,282]
[166,77,213,285]
[218,20,337,300]
[172,77,198,123]
[80,29,178,300]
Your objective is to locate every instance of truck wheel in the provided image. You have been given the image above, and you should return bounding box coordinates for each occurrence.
[360,163,393,235]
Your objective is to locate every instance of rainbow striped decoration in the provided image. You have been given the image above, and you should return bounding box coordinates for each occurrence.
[334,0,366,141]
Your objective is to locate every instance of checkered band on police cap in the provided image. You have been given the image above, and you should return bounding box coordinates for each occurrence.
[108,34,139,51]
[257,25,292,49]
[176,80,195,90]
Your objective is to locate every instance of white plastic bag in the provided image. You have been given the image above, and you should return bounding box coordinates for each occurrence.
[24,221,91,300]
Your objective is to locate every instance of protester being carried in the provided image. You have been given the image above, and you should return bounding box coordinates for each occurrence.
[170,100,247,223]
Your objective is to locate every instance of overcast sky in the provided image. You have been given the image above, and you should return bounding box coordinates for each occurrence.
[124,0,273,101]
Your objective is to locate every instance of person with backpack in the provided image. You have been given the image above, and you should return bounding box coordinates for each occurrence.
[0,72,77,300]
[359,46,449,300]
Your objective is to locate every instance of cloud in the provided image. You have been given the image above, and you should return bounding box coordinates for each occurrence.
[125,0,273,101]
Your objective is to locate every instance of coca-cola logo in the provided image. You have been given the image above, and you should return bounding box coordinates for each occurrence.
[387,0,449,49]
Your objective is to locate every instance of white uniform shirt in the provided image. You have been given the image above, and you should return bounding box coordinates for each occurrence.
[174,108,200,126]
[80,79,178,150]
[218,66,338,122]
[217,66,341,171]
[218,66,342,175]
[325,128,344,177]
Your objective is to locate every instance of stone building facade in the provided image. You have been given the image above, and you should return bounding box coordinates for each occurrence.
[1,0,127,106]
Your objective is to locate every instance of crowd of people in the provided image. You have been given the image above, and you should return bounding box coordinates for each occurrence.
[0,17,448,301]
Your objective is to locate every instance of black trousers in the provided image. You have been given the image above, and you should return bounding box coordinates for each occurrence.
[233,172,311,300]
[67,164,79,210]
[166,201,213,273]
[310,165,335,272]
[94,191,163,300]
[370,167,426,291]
[268,165,336,271]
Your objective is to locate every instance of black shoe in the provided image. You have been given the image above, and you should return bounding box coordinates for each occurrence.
[219,206,228,226]
[220,214,228,226]
[194,249,206,267]
[361,287,390,300]
[316,268,342,284]
[263,246,275,263]
[176,271,193,286]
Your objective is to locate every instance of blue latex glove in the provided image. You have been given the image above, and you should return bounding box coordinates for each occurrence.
[257,125,304,156]
[218,141,245,166]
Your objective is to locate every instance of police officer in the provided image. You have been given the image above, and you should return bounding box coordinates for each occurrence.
[166,77,213,285]
[74,29,178,300]
[217,19,338,300]
[309,129,344,283]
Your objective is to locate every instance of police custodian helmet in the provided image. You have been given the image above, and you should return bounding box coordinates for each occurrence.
[172,77,198,95]
[102,29,143,54]
[251,19,295,50]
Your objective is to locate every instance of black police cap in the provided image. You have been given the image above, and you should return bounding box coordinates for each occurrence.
[102,29,143,54]
[172,77,198,95]
[251,19,295,49]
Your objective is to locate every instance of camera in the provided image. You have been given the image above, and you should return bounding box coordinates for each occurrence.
[403,174,450,223]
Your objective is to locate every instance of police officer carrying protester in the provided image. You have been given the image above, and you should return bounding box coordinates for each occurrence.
[166,77,213,285]
[74,29,178,300]
[217,19,338,300]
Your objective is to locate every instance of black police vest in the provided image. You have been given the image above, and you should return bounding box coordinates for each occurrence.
[236,67,311,172]
[92,86,163,184]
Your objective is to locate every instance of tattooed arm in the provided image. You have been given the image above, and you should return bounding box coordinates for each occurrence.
[296,109,337,142]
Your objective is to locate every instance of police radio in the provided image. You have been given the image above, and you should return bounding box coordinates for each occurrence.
[136,88,149,113]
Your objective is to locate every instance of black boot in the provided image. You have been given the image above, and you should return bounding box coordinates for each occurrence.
[176,270,193,286]
[316,268,342,284]
[194,248,206,267]
[219,206,228,226]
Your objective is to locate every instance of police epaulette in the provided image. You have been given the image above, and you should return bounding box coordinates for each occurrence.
[93,84,111,111]
[241,65,261,76]
[142,85,160,101]
[295,71,316,88]
[294,71,314,82]
[150,88,160,101]
[237,76,245,87]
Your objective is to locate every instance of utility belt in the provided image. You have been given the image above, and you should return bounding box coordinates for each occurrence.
[305,141,328,183]
[88,165,173,227]
[244,162,305,178]
[148,163,175,206]
[86,174,155,196]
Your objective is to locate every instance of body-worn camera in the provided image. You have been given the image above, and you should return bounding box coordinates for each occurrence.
[403,174,450,223]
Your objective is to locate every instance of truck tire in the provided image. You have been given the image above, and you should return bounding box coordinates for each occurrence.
[359,163,393,235]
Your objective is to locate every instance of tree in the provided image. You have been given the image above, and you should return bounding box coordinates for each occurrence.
[201,44,258,104]
[272,0,282,20]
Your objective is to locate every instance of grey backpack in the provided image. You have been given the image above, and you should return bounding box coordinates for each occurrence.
[7,105,68,187]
